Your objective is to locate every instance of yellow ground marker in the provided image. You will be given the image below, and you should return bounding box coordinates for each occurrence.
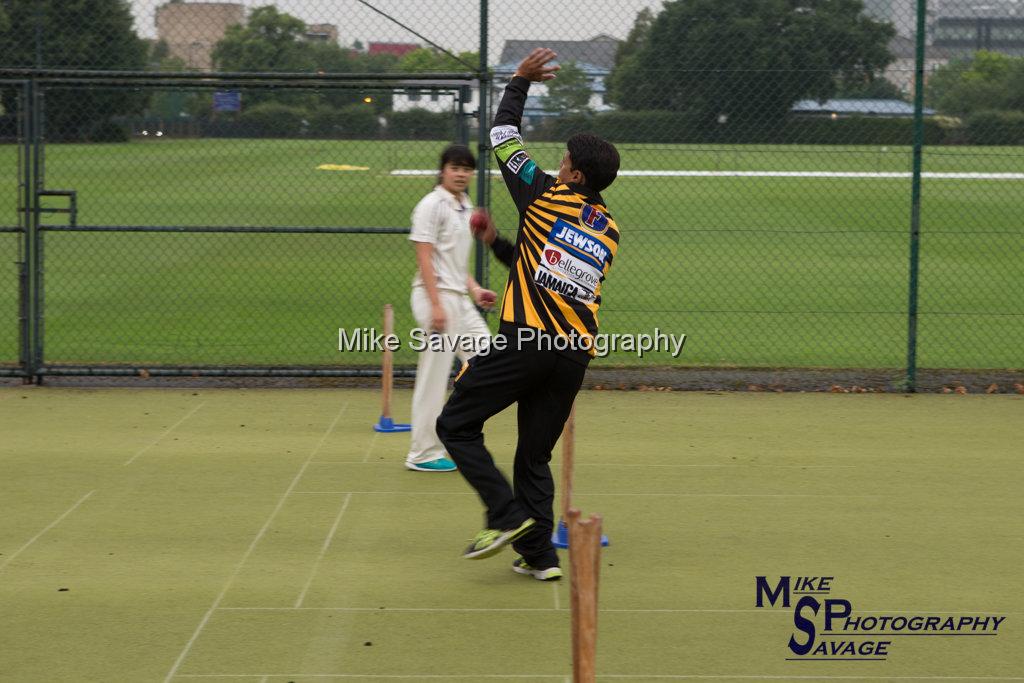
[317,164,370,172]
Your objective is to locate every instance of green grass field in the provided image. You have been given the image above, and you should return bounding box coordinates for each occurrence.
[1,388,1022,680]
[1,139,1022,369]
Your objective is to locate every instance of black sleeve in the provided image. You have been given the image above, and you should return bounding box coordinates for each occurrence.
[490,233,516,269]
[489,76,556,214]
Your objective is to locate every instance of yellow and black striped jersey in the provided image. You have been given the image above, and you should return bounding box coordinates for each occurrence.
[489,77,620,359]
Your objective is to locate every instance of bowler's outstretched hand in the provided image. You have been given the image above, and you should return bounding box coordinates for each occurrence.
[514,48,560,82]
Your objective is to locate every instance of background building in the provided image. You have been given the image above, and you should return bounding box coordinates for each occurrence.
[932,0,1024,56]
[367,42,420,59]
[864,0,924,37]
[154,2,245,70]
[492,36,621,122]
[304,24,339,44]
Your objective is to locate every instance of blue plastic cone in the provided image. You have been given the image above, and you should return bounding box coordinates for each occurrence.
[373,415,411,432]
[552,518,610,549]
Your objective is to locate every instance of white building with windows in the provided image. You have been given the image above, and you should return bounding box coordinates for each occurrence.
[390,35,622,121]
[491,36,621,124]
[391,84,478,114]
[931,0,1024,56]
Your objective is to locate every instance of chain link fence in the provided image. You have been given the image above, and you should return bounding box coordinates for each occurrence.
[0,0,1022,384]
[914,0,1024,375]
[19,76,474,375]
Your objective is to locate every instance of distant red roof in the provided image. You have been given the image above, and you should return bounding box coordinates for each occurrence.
[367,42,419,57]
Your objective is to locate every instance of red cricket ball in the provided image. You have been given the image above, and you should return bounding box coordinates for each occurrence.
[469,210,489,234]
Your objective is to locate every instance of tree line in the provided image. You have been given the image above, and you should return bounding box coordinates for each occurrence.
[2,0,1022,144]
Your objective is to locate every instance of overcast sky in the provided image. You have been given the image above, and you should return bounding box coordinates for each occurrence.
[128,1,1023,49]
[129,0,667,57]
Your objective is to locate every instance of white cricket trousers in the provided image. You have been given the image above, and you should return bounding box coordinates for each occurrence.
[407,287,491,465]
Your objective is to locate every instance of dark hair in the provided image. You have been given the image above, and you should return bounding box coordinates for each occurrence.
[439,144,476,172]
[566,133,619,193]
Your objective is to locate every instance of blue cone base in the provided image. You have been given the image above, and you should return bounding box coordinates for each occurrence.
[551,519,610,549]
[373,416,411,432]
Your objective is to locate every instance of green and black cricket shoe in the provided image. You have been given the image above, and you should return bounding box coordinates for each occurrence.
[512,557,563,581]
[462,518,536,560]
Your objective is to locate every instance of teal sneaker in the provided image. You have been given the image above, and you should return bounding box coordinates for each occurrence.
[512,557,563,581]
[406,457,457,472]
[462,518,536,560]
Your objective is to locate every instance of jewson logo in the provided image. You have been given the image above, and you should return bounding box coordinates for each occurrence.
[755,576,1006,662]
[550,219,609,267]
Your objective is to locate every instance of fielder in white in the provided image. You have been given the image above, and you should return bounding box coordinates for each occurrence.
[407,144,496,472]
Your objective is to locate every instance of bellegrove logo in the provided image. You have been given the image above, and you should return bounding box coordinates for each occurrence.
[755,576,1006,662]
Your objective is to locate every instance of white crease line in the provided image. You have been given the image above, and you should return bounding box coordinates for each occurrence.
[581,493,886,498]
[215,606,1019,615]
[294,493,353,608]
[573,464,859,469]
[596,678,1024,681]
[177,676,570,680]
[552,582,561,611]
[0,490,96,571]
[594,678,1024,681]
[220,606,561,613]
[173,676,1024,681]
[124,402,206,466]
[363,432,380,463]
[164,401,350,683]
[291,491,885,498]
[309,461,857,469]
[295,491,476,495]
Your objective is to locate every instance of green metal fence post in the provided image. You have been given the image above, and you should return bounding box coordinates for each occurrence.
[457,84,469,146]
[474,0,490,290]
[29,82,44,383]
[904,0,928,393]
[33,0,43,69]
[21,79,42,382]
[17,81,32,381]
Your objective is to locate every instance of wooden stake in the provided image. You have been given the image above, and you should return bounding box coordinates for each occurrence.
[568,508,602,683]
[380,303,393,420]
[560,403,576,520]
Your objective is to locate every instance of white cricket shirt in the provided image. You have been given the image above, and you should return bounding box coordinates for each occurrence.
[409,184,474,295]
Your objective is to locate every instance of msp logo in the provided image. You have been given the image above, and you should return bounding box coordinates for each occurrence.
[580,203,609,233]
[755,576,1006,661]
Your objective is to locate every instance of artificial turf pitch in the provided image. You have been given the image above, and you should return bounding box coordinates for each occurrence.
[1,387,1021,681]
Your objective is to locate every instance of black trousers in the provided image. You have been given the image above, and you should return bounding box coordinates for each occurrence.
[436,344,586,568]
